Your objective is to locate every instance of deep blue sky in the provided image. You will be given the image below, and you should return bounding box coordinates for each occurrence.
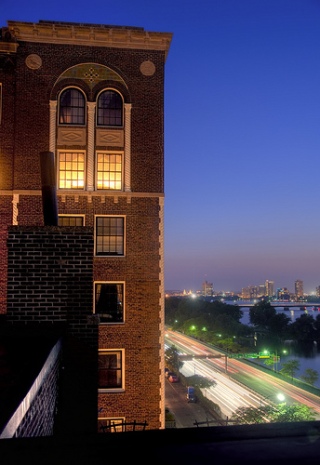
[2,0,320,294]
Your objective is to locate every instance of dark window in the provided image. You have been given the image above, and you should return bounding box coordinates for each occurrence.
[95,283,124,323]
[59,88,85,125]
[98,350,123,389]
[97,90,122,126]
[96,216,124,256]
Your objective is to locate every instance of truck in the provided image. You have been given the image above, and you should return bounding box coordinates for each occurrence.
[187,386,197,403]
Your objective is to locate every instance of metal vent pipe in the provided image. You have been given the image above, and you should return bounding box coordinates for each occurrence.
[40,151,58,226]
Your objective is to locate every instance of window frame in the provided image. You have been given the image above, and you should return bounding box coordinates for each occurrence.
[98,417,126,433]
[58,215,85,226]
[95,215,125,257]
[94,281,125,324]
[57,150,86,190]
[98,349,125,392]
[58,87,86,126]
[96,89,123,127]
[96,151,123,191]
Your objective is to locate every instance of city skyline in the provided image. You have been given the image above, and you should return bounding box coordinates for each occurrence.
[166,277,318,296]
[2,1,320,294]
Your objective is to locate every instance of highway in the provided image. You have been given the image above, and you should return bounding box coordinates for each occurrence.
[165,329,320,420]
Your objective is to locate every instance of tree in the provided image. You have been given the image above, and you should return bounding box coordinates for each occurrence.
[165,345,183,372]
[288,314,317,342]
[264,358,276,370]
[249,301,276,327]
[230,405,274,425]
[270,403,316,422]
[300,368,319,386]
[185,374,216,389]
[230,403,316,425]
[280,359,300,381]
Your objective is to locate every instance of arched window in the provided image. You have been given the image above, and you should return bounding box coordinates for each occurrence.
[97,90,123,126]
[59,88,85,125]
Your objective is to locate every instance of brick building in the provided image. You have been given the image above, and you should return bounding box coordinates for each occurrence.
[0,20,172,431]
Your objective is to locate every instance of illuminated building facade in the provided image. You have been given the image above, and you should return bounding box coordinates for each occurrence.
[295,279,304,299]
[0,20,172,430]
[265,280,274,297]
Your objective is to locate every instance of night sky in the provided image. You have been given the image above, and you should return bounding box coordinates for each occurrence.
[2,0,320,293]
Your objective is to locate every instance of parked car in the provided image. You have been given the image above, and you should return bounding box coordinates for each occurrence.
[187,386,197,403]
[168,373,179,383]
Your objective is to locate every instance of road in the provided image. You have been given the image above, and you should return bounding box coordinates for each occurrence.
[165,329,320,419]
[165,378,223,428]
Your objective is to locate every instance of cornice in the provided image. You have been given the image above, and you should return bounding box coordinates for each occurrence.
[0,190,164,198]
[0,41,18,53]
[6,20,173,60]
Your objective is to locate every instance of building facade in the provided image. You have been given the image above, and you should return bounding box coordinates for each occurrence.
[295,279,304,299]
[0,20,172,430]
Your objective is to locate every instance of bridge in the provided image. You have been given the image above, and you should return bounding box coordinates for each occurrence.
[230,301,320,310]
[178,354,223,361]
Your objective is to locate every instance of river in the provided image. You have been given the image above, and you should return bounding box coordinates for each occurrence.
[239,305,320,389]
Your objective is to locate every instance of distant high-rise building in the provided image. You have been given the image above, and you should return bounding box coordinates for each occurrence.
[316,286,320,297]
[202,281,214,296]
[258,284,266,297]
[265,280,274,297]
[295,280,304,299]
[241,285,258,300]
[276,287,290,301]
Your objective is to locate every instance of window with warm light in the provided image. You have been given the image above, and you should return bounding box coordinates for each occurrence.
[98,417,126,433]
[58,215,85,226]
[96,152,122,190]
[59,88,85,125]
[58,151,85,189]
[97,90,122,126]
[98,349,124,390]
[95,216,125,256]
[94,282,124,323]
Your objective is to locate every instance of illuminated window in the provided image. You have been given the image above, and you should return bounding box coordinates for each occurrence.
[98,350,124,390]
[96,152,122,190]
[98,417,125,433]
[95,216,124,256]
[58,151,85,189]
[59,88,85,125]
[58,215,84,226]
[97,90,122,126]
[95,282,124,323]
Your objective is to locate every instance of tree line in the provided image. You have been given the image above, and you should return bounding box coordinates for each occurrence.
[166,296,320,349]
[165,296,320,386]
[165,296,320,424]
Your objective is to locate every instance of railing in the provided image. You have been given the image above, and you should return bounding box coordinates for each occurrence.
[100,420,148,433]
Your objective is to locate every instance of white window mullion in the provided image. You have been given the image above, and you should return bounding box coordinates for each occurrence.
[124,103,132,192]
[87,101,96,191]
[49,100,57,154]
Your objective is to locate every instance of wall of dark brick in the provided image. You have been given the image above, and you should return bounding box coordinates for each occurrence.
[1,339,61,438]
[4,226,99,436]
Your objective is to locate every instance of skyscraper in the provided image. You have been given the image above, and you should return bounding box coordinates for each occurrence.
[295,280,304,299]
[265,280,274,297]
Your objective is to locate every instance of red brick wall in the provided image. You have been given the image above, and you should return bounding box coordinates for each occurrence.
[0,21,167,430]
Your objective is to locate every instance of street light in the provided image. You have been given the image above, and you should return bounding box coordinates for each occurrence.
[259,392,285,407]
